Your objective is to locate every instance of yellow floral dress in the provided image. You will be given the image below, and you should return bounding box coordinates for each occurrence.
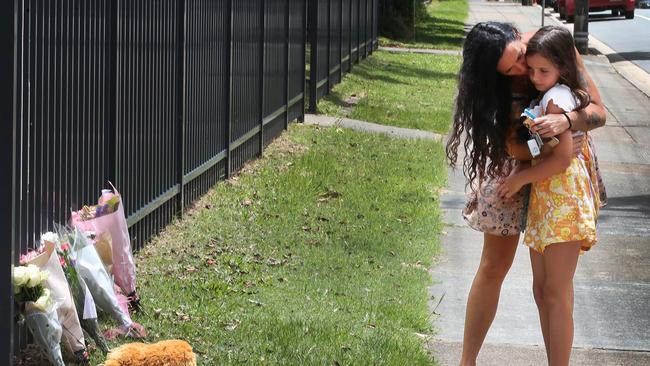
[523,85,600,253]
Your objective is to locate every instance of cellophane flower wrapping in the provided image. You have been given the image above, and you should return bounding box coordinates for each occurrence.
[26,235,87,357]
[13,264,65,366]
[70,227,133,327]
[53,226,110,354]
[24,301,66,366]
[70,185,138,306]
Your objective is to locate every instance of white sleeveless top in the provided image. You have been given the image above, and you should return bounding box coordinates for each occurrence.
[528,83,577,116]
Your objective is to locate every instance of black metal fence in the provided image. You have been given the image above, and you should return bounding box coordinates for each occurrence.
[308,0,379,111]
[1,0,378,360]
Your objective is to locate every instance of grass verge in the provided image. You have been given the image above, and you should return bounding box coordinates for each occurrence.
[90,124,446,365]
[317,50,460,133]
[380,0,468,50]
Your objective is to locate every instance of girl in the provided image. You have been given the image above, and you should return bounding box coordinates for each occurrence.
[497,26,600,365]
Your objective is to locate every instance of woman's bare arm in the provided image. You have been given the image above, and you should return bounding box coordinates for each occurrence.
[570,48,607,131]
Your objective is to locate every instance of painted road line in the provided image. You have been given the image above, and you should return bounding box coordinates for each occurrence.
[638,14,650,21]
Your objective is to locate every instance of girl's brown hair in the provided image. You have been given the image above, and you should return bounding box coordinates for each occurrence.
[525,26,590,109]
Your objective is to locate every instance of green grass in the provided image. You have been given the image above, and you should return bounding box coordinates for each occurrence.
[380,0,469,50]
[90,124,446,365]
[317,50,460,133]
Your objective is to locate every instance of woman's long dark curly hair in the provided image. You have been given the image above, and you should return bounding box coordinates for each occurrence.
[526,26,590,110]
[446,22,520,189]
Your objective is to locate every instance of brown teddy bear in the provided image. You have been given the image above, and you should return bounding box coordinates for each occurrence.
[102,340,197,366]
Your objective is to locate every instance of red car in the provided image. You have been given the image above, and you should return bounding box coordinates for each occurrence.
[559,0,635,22]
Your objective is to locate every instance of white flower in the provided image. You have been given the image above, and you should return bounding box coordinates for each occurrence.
[40,231,59,246]
[34,289,52,311]
[40,270,49,282]
[13,266,29,287]
[26,264,44,288]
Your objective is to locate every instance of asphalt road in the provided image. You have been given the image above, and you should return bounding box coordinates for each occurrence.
[554,8,650,73]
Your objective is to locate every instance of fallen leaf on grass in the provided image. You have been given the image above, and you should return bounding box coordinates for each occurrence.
[317,189,342,203]
[242,199,253,206]
[185,266,198,273]
[175,311,190,322]
[223,319,241,331]
[248,299,265,307]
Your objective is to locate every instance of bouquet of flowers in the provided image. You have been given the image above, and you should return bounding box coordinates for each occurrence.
[71,184,139,310]
[52,227,110,354]
[23,232,91,363]
[64,227,146,339]
[13,264,65,366]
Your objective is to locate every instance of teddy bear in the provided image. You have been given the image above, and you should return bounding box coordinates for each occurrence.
[102,340,196,366]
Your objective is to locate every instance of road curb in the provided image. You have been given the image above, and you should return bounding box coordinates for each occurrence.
[587,35,650,98]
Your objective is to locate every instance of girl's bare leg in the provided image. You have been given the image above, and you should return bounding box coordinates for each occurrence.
[459,233,519,366]
[542,242,582,366]
[530,248,550,362]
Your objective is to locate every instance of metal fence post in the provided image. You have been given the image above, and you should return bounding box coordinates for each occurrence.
[326,0,331,94]
[259,0,266,155]
[176,0,187,213]
[284,0,290,129]
[308,0,318,112]
[348,0,352,71]
[574,0,589,54]
[339,0,343,81]
[370,0,374,51]
[357,0,361,63]
[300,0,306,121]
[109,0,119,186]
[0,0,16,362]
[226,0,234,177]
[364,0,369,58]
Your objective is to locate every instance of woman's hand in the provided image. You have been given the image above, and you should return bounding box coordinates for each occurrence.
[497,174,525,199]
[530,113,571,138]
[571,132,586,156]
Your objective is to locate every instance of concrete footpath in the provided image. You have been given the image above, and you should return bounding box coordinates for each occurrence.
[428,1,650,365]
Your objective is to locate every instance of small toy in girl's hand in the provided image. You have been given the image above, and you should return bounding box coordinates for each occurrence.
[523,108,560,148]
[103,340,197,366]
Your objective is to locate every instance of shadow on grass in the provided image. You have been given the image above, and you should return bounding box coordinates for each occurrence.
[360,58,458,82]
[321,55,458,112]
[413,15,466,47]
[384,10,466,48]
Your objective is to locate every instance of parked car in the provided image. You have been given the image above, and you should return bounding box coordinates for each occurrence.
[637,0,650,8]
[560,0,635,22]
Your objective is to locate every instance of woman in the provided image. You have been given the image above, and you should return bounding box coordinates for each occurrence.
[445,22,607,366]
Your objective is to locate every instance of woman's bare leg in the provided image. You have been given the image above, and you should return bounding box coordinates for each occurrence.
[542,242,582,366]
[530,248,550,362]
[459,233,519,366]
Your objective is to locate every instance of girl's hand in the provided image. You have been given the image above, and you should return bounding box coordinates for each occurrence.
[497,175,525,199]
[531,113,571,138]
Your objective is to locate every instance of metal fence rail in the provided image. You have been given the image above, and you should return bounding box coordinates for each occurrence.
[2,0,378,360]
[308,0,378,112]
[2,0,307,358]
